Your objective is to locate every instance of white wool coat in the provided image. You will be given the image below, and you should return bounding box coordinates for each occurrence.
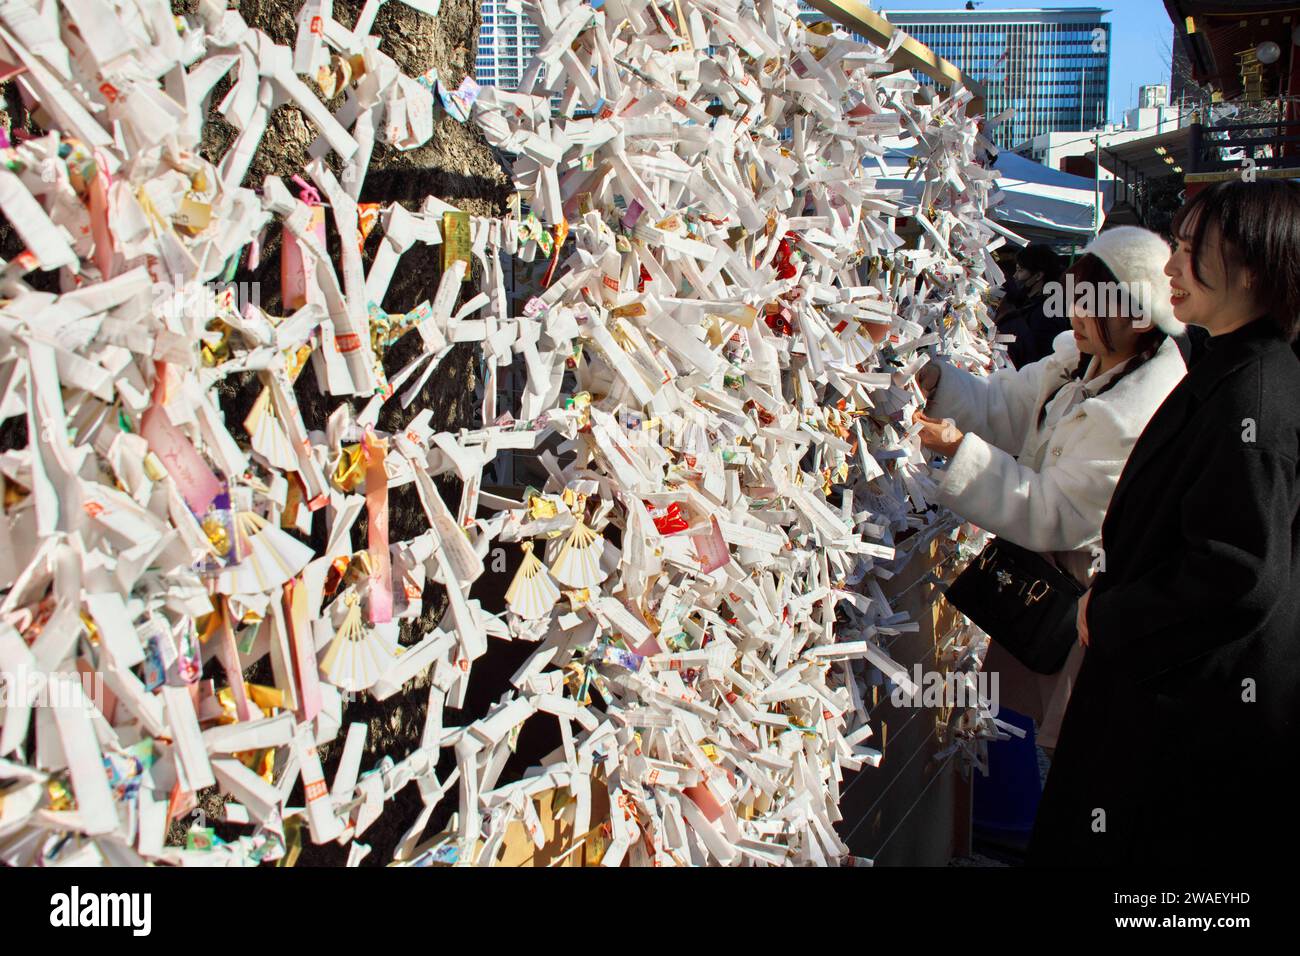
[929,330,1187,586]
[927,331,1187,748]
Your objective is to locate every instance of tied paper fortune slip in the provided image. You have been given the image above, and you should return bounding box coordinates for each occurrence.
[0,0,1012,868]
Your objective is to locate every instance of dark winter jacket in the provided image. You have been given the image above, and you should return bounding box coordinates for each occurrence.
[997,294,1071,369]
[1028,317,1300,866]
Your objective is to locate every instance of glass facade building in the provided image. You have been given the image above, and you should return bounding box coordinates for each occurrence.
[474,1,543,90]
[879,8,1112,149]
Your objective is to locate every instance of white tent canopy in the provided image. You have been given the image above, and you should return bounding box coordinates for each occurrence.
[872,141,1106,243]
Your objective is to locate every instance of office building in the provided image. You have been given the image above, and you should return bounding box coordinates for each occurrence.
[1015,84,1188,172]
[881,7,1112,149]
[475,1,542,90]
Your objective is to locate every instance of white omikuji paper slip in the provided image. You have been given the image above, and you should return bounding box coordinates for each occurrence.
[0,0,1011,867]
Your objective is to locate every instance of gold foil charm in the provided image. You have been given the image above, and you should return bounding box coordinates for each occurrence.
[202,512,231,556]
[331,443,366,492]
[442,211,472,281]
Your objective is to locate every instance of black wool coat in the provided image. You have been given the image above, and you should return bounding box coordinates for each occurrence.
[1027,318,1300,867]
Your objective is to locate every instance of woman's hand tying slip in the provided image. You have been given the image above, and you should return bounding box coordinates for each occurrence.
[913,408,964,457]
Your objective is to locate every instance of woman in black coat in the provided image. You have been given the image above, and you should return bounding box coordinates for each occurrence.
[1027,179,1300,867]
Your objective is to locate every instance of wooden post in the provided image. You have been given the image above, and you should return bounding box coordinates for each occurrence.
[801,0,988,115]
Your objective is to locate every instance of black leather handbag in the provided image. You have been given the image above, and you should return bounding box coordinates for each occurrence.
[942,537,1084,675]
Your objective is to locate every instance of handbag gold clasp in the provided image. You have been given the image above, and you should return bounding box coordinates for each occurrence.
[1025,580,1049,604]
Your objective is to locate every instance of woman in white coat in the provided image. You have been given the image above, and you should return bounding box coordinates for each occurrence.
[913,227,1187,749]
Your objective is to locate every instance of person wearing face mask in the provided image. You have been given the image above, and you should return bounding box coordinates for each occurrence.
[911,227,1188,755]
[1028,179,1300,867]
[993,244,1069,368]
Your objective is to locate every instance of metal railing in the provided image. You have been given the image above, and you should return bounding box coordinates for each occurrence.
[1189,116,1300,173]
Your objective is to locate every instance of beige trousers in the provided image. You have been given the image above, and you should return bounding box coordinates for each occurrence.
[983,638,1085,750]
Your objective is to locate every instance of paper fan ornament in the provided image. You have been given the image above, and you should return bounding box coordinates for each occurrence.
[215,512,314,594]
[243,388,298,470]
[549,518,607,590]
[842,325,877,367]
[505,541,561,620]
[320,593,400,693]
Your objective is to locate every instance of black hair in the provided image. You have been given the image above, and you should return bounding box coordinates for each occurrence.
[1062,253,1165,353]
[1170,179,1300,341]
[1035,252,1165,427]
[1015,243,1065,283]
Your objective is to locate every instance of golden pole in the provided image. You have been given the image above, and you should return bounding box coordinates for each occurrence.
[800,0,989,115]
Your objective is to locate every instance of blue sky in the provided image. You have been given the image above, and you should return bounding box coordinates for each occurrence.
[874,0,1177,123]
